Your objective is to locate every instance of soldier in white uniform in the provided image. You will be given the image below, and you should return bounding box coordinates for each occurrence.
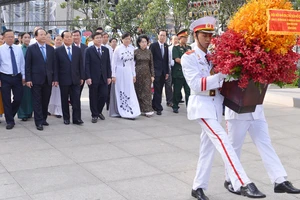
[224,105,300,195]
[181,16,266,200]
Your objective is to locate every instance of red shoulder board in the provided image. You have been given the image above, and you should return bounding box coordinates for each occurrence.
[185,50,195,55]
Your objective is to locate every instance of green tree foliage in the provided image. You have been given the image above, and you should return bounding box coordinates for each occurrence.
[60,0,105,31]
[218,0,246,31]
[108,0,150,38]
[169,0,189,34]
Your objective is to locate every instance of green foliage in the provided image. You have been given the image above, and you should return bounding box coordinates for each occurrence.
[218,0,246,30]
[169,0,189,34]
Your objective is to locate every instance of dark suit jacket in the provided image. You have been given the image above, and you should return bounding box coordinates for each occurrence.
[73,43,87,58]
[25,43,57,85]
[55,45,84,86]
[149,42,169,77]
[85,45,112,84]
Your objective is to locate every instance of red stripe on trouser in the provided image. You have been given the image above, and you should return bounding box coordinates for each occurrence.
[204,77,207,91]
[201,78,204,91]
[201,118,244,185]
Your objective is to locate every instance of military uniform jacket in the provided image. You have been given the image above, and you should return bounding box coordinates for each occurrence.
[172,45,191,79]
[181,46,224,120]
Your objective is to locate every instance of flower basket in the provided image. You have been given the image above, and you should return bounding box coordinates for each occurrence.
[221,80,268,113]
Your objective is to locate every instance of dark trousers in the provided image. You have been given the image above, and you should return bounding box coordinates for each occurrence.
[152,75,165,111]
[0,73,23,124]
[172,78,190,109]
[165,73,173,104]
[88,82,108,117]
[60,84,81,121]
[106,83,111,110]
[80,81,85,95]
[31,82,51,126]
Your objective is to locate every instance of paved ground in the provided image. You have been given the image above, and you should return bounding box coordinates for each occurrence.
[0,87,300,200]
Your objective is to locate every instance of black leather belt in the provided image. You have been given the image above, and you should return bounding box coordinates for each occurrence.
[0,72,21,77]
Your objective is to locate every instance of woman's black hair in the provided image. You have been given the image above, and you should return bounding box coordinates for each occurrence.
[136,34,149,49]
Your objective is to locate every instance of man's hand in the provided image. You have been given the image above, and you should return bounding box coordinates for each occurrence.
[165,74,169,80]
[112,77,116,83]
[80,79,84,86]
[26,81,33,88]
[151,77,154,83]
[52,81,58,87]
[22,79,26,85]
[133,76,136,83]
[107,78,112,85]
[86,79,92,85]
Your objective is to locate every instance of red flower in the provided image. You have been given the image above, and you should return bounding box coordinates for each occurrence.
[209,30,299,88]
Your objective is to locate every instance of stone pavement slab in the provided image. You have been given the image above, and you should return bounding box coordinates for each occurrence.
[0,88,299,199]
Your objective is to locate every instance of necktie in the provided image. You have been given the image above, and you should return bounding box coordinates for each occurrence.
[97,48,101,58]
[67,47,72,61]
[161,44,164,57]
[40,46,46,61]
[9,46,18,75]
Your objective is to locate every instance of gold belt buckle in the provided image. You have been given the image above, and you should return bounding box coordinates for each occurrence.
[209,90,215,96]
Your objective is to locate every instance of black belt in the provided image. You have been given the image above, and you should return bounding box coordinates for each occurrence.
[0,72,21,77]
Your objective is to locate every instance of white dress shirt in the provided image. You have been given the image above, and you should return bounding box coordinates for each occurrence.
[64,44,72,55]
[0,43,25,79]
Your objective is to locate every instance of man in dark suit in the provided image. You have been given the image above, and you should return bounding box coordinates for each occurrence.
[85,32,112,123]
[72,30,87,95]
[56,30,84,125]
[149,30,170,115]
[25,28,57,131]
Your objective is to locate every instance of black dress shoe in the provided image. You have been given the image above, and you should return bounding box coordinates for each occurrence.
[224,180,241,195]
[56,115,62,118]
[167,102,173,107]
[42,121,49,126]
[98,113,105,120]
[157,110,162,115]
[6,124,14,130]
[73,120,84,125]
[36,124,43,131]
[191,188,209,200]
[21,118,28,121]
[64,120,70,125]
[173,108,179,113]
[240,183,266,198]
[274,181,300,194]
[179,100,184,103]
[92,117,98,123]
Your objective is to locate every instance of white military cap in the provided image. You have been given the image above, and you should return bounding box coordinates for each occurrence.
[189,16,216,34]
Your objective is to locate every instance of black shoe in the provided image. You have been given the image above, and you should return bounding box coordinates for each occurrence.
[98,113,105,120]
[224,180,241,195]
[240,183,266,198]
[36,124,43,131]
[191,188,209,200]
[157,110,162,115]
[56,115,62,118]
[274,181,300,194]
[47,112,51,116]
[73,120,84,125]
[21,118,28,121]
[64,120,70,125]
[166,102,173,107]
[42,121,49,126]
[92,117,98,123]
[173,108,179,113]
[179,100,184,103]
[6,124,14,130]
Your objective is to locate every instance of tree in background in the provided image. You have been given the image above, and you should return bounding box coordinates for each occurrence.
[218,0,246,31]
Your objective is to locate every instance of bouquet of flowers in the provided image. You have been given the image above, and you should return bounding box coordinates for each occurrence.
[210,0,300,88]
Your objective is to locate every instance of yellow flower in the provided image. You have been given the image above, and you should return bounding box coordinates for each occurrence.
[228,0,297,55]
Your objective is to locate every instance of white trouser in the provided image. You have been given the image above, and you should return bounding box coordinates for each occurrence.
[193,118,251,191]
[225,119,287,184]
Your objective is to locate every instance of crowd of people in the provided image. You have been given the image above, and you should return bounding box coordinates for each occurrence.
[0,25,190,131]
[1,16,300,200]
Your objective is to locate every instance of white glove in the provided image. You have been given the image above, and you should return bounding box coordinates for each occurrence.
[218,73,227,81]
